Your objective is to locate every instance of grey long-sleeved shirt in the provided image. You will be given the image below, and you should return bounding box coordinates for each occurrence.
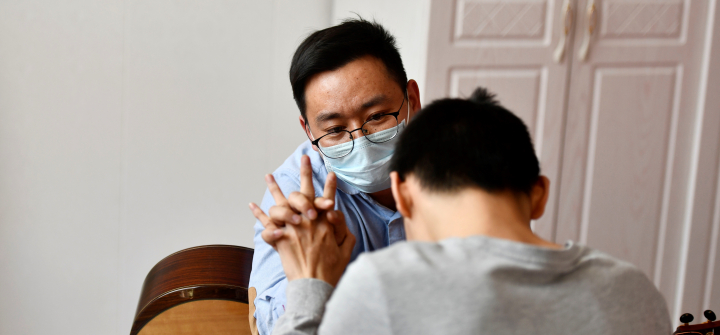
[273,235,672,335]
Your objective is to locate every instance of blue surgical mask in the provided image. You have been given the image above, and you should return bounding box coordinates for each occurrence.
[320,121,406,193]
[314,96,411,193]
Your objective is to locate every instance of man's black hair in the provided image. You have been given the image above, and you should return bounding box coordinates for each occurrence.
[390,87,540,194]
[289,18,408,120]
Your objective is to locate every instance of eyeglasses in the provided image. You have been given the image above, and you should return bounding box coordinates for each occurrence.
[311,96,406,159]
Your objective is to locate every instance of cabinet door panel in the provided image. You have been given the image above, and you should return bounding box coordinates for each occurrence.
[426,0,569,241]
[557,0,713,320]
[580,67,677,278]
[450,68,545,139]
[455,0,548,40]
[601,1,684,39]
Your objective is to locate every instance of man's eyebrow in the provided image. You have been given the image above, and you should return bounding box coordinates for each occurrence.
[360,94,387,110]
[315,111,344,124]
[314,95,388,124]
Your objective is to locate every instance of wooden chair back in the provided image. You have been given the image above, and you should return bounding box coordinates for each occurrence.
[130,245,257,335]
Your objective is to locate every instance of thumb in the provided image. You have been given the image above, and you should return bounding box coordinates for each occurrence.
[313,197,335,211]
[338,230,356,263]
[327,210,348,245]
[261,226,284,248]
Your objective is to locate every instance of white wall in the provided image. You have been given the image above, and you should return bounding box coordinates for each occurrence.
[0,1,332,334]
[0,1,428,333]
[5,1,717,334]
[332,0,431,104]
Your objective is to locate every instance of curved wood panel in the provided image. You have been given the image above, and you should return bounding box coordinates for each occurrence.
[131,245,254,335]
[139,300,251,335]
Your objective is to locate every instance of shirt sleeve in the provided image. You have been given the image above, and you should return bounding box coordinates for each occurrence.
[271,279,334,335]
[272,256,392,335]
[319,255,392,335]
[249,172,301,335]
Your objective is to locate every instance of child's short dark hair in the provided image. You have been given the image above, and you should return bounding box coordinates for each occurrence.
[390,87,540,194]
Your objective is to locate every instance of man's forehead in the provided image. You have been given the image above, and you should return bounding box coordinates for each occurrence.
[304,56,400,120]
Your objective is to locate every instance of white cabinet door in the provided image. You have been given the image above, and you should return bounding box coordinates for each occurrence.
[556,0,715,319]
[424,0,719,321]
[425,0,573,241]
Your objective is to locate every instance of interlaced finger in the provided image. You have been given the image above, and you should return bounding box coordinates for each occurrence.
[265,174,288,206]
[250,203,286,247]
[327,210,348,245]
[299,155,316,199]
[313,197,335,211]
[269,205,302,225]
[323,171,337,203]
[260,224,284,246]
[289,191,317,220]
[323,171,337,200]
[312,172,337,211]
[339,229,356,262]
[249,202,271,227]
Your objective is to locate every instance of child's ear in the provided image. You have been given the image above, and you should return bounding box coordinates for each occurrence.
[390,172,412,219]
[530,176,550,220]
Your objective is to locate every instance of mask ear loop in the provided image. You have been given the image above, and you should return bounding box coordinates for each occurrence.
[305,121,325,159]
[308,127,316,141]
[304,118,316,141]
[307,123,331,165]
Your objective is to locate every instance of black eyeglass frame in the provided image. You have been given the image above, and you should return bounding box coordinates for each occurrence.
[310,96,406,159]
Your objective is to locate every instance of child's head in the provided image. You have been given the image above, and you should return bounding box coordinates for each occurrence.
[389,88,549,240]
[390,87,540,194]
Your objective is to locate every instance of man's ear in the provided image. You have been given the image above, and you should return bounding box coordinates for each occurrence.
[530,176,551,220]
[299,115,319,152]
[390,172,412,219]
[406,80,422,119]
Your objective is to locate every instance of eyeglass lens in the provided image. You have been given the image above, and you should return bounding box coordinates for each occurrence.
[318,114,399,158]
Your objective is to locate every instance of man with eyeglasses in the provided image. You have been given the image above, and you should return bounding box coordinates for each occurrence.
[247,18,421,335]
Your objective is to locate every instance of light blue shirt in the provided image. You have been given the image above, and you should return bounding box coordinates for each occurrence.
[249,140,406,335]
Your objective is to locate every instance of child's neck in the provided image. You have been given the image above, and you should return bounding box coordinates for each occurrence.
[417,188,561,249]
